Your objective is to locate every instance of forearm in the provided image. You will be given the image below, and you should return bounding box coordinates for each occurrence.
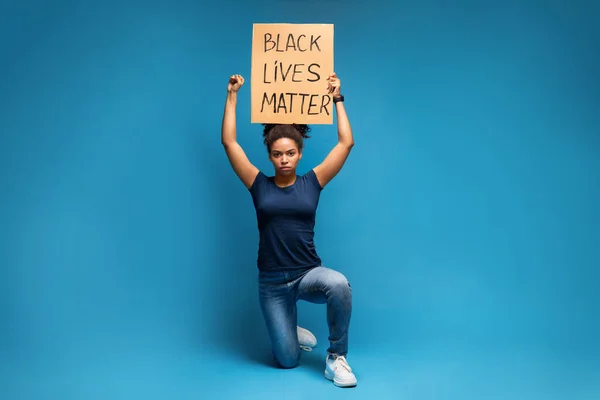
[221,91,238,146]
[335,101,354,147]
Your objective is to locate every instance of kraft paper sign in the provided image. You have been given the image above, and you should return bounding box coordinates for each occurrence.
[251,23,334,124]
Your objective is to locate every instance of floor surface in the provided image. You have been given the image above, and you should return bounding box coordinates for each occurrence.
[3,343,598,400]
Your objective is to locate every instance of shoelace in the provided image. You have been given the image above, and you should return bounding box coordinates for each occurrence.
[333,356,352,372]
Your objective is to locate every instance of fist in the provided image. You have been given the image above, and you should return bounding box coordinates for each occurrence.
[228,74,244,93]
[326,73,341,97]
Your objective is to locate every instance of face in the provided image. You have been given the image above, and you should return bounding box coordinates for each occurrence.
[269,138,302,175]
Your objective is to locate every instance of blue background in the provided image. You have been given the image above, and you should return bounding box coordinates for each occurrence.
[1,0,598,399]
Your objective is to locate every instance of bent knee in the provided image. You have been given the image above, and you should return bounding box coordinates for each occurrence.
[275,353,300,369]
[277,359,300,369]
[271,340,301,369]
[330,272,352,294]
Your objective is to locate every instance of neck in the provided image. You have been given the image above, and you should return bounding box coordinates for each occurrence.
[274,172,296,187]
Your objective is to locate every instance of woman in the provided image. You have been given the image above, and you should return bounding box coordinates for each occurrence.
[220,72,357,388]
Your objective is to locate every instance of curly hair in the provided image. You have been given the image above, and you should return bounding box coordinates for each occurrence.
[262,123,311,153]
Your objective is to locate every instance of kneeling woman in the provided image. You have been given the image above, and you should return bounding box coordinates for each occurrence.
[220,72,357,388]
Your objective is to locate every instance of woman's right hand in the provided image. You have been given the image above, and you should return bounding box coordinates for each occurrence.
[228,74,244,93]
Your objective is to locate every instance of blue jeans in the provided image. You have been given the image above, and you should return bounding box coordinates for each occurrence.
[258,265,352,368]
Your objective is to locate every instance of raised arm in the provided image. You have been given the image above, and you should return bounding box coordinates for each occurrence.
[221,74,259,189]
[313,73,355,188]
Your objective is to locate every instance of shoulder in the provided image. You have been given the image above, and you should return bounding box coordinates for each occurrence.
[301,169,323,192]
[249,171,271,194]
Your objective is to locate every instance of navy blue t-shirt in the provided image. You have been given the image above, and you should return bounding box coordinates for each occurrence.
[249,169,323,271]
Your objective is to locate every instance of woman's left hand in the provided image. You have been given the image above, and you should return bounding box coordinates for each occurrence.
[326,73,341,97]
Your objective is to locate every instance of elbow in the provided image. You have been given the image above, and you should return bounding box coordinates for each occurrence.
[341,140,354,149]
[221,139,235,149]
[338,131,354,149]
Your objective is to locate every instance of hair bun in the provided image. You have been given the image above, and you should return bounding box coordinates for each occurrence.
[261,124,276,138]
[292,123,311,139]
[262,123,311,139]
[261,123,311,151]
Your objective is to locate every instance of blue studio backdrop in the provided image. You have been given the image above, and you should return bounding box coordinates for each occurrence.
[1,1,598,399]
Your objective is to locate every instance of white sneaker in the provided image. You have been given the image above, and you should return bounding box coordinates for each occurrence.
[325,354,357,387]
[297,326,317,352]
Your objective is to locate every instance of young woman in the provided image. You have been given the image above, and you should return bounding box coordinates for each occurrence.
[220,72,357,388]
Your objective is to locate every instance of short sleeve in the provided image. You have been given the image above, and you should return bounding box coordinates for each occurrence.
[249,171,268,195]
[305,169,323,192]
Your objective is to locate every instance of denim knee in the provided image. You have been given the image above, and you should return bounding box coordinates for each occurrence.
[329,274,352,298]
[274,350,300,369]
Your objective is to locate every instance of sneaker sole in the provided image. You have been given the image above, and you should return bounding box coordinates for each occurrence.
[324,369,357,388]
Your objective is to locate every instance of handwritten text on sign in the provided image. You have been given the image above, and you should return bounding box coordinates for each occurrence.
[251,24,334,124]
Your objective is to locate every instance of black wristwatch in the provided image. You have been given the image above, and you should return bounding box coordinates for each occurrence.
[333,95,344,103]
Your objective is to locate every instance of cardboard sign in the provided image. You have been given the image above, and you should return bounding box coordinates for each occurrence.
[251,23,334,124]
